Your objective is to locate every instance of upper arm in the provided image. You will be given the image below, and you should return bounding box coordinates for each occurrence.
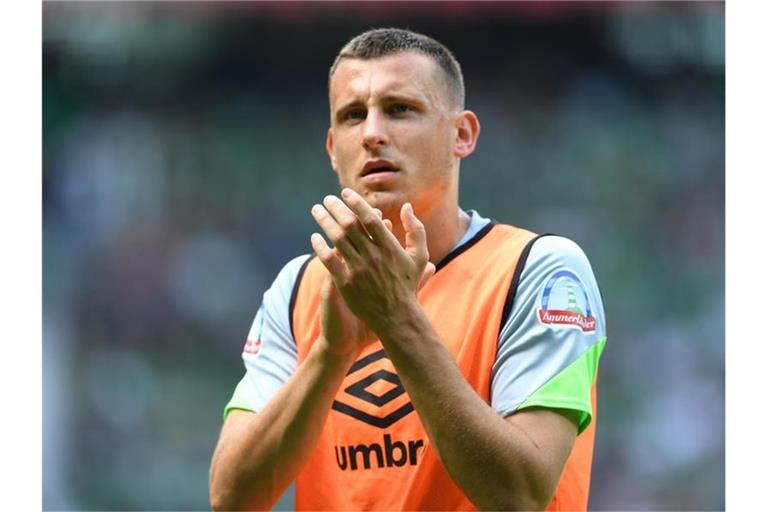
[217,408,255,450]
[222,255,311,419]
[219,408,256,443]
[492,236,607,433]
[503,407,579,496]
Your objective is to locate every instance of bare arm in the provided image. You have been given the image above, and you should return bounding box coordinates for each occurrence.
[311,189,579,510]
[209,336,356,510]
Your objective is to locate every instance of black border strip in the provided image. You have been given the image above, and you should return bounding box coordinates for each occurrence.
[331,400,415,429]
[434,221,497,272]
[288,255,314,342]
[498,233,557,336]
[347,348,387,375]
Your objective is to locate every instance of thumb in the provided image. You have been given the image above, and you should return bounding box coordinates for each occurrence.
[320,273,338,300]
[401,202,428,266]
[417,261,436,291]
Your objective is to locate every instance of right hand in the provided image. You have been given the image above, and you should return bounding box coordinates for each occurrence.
[315,207,392,357]
[312,205,434,357]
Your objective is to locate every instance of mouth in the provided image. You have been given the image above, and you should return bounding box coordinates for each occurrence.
[361,160,400,177]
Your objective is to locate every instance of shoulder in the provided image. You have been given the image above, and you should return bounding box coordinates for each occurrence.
[277,253,314,281]
[519,235,601,299]
[515,234,605,335]
[525,235,595,274]
[259,254,314,332]
[268,254,314,299]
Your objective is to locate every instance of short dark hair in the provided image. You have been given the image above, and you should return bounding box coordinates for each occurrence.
[329,28,465,109]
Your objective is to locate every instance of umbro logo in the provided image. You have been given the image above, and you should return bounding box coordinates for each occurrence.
[331,349,414,428]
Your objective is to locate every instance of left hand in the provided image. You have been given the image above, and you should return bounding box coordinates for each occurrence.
[310,188,435,335]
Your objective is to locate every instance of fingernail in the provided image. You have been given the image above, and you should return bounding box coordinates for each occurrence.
[341,188,352,198]
[312,204,321,213]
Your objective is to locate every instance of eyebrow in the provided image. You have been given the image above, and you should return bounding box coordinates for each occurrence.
[333,101,364,123]
[381,92,429,106]
[334,100,364,115]
[333,93,429,120]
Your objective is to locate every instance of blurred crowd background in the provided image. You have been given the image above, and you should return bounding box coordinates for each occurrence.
[42,2,724,510]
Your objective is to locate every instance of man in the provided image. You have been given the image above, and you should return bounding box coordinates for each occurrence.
[209,28,606,511]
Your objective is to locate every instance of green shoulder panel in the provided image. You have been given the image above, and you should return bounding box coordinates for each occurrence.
[518,337,606,434]
[222,374,254,421]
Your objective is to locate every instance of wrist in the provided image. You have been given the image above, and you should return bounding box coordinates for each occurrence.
[312,336,360,369]
[372,296,424,342]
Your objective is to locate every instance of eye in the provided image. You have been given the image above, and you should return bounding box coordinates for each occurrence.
[389,104,415,115]
[343,109,366,122]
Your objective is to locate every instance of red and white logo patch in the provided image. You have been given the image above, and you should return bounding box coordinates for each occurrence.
[243,338,263,355]
[243,304,266,356]
[537,269,596,333]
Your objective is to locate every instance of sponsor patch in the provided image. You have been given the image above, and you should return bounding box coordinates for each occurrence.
[243,304,265,356]
[537,269,596,332]
[243,338,262,355]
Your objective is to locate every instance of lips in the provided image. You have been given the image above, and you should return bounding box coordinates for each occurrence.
[361,160,399,177]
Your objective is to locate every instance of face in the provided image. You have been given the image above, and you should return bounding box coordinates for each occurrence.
[326,51,473,217]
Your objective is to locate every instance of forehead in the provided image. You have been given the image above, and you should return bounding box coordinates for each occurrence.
[329,51,448,107]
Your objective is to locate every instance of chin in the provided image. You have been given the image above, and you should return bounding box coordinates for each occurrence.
[359,190,404,217]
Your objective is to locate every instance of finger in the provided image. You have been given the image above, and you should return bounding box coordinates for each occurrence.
[417,261,436,291]
[310,232,348,282]
[311,203,363,264]
[322,195,373,257]
[340,188,400,246]
[401,203,429,266]
[375,206,393,232]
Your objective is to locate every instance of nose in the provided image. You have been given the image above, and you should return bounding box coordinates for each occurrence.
[362,110,389,150]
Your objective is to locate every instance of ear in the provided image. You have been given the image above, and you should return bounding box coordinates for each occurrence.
[326,128,339,173]
[453,110,480,159]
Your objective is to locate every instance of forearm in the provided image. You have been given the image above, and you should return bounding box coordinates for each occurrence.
[377,303,555,510]
[209,339,355,510]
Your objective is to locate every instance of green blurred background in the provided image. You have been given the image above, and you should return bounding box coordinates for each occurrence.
[42,2,724,510]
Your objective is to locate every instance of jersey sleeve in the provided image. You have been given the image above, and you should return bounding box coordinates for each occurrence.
[223,254,312,419]
[490,236,607,434]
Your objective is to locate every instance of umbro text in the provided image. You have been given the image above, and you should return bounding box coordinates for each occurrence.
[334,434,424,470]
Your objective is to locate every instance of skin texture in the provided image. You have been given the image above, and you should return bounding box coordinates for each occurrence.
[209,51,579,511]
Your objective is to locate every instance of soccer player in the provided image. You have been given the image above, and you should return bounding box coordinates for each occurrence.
[209,28,606,511]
